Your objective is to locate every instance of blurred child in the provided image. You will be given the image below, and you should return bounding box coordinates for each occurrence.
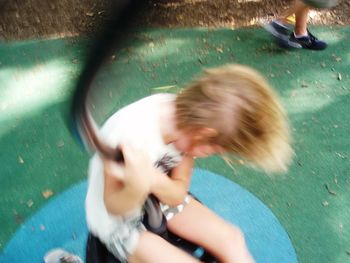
[84,64,293,263]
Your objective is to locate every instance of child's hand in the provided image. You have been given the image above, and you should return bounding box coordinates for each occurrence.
[102,144,158,194]
[102,155,125,181]
[149,154,194,206]
[122,144,157,192]
[102,144,160,215]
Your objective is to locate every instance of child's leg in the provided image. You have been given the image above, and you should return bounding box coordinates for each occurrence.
[294,1,310,36]
[128,231,200,263]
[167,198,255,263]
[277,0,308,24]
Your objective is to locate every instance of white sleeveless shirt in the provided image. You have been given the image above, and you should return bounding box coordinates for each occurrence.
[85,93,182,244]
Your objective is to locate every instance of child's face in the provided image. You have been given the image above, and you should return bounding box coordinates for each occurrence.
[174,128,225,158]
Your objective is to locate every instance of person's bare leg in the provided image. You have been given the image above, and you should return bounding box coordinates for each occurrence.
[293,0,310,36]
[276,0,308,25]
[128,231,200,263]
[167,198,255,263]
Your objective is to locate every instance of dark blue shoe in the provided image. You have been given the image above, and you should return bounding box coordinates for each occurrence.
[264,20,301,49]
[289,30,327,50]
[263,20,291,39]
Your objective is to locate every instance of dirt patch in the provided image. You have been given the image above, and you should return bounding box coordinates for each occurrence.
[0,0,349,40]
[140,0,350,28]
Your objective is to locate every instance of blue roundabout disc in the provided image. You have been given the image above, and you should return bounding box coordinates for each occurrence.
[1,168,298,263]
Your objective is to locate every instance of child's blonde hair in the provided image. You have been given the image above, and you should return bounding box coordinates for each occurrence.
[175,64,293,173]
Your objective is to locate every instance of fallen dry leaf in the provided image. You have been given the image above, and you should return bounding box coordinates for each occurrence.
[216,47,223,53]
[56,140,64,148]
[18,156,24,164]
[42,189,54,199]
[338,73,342,81]
[27,199,34,208]
[152,85,177,91]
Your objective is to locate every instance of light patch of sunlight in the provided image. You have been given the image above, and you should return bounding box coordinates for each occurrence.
[44,31,80,40]
[0,59,74,123]
[134,38,189,62]
[283,88,335,115]
[309,10,345,45]
[326,193,350,262]
[308,10,337,22]
[238,0,261,3]
[326,193,350,230]
[161,0,207,8]
[248,17,265,26]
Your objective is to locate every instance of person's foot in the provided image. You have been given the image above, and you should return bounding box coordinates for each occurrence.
[44,249,83,263]
[263,20,302,49]
[288,30,327,50]
[263,20,291,39]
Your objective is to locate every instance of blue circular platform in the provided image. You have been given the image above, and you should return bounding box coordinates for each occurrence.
[0,169,298,263]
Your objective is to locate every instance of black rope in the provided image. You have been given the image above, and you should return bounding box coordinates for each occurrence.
[70,0,146,162]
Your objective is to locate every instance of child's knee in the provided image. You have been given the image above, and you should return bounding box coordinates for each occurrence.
[220,226,254,262]
[224,225,247,249]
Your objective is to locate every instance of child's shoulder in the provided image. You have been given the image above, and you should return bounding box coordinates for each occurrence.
[135,93,176,107]
[100,93,175,145]
[104,93,175,124]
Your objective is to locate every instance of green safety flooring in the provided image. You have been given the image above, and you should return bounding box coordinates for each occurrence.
[0,27,349,263]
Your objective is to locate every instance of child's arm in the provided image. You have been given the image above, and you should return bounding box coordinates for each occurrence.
[103,144,156,216]
[150,155,194,206]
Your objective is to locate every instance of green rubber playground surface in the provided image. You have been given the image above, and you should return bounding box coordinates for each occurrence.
[1,27,350,263]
